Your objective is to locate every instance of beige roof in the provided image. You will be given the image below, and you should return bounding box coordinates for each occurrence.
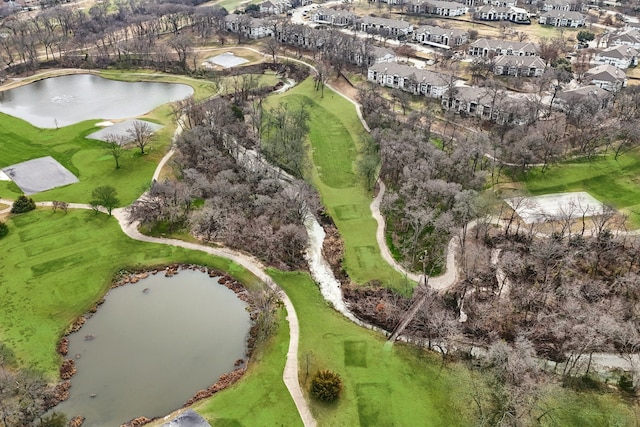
[360,16,412,29]
[314,8,356,19]
[494,55,546,68]
[586,63,627,82]
[470,38,538,53]
[369,62,450,86]
[596,45,638,59]
[414,24,467,38]
[541,10,584,19]
[556,86,611,102]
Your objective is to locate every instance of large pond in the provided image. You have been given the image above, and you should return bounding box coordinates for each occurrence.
[54,269,251,427]
[0,74,193,128]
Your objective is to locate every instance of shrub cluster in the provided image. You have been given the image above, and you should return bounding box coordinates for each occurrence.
[11,195,36,213]
[0,222,7,239]
[310,370,343,402]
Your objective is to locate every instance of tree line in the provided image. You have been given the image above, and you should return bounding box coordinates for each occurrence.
[0,0,228,74]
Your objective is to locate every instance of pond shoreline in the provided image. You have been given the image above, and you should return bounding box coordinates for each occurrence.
[53,263,260,427]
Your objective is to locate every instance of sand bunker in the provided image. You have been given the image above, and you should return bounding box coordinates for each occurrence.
[205,52,249,68]
[2,156,79,195]
[87,119,163,144]
[161,409,212,427]
[507,192,605,224]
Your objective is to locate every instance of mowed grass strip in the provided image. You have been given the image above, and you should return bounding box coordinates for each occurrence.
[267,79,410,289]
[0,209,263,377]
[523,148,640,226]
[270,270,478,426]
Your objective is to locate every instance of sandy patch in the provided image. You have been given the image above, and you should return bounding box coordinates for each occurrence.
[2,156,79,195]
[205,52,250,68]
[507,192,605,224]
[87,119,163,144]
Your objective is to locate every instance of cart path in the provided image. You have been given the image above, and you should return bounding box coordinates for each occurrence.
[0,197,315,427]
[369,180,460,291]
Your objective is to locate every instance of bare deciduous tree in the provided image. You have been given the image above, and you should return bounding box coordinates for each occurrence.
[127,120,154,155]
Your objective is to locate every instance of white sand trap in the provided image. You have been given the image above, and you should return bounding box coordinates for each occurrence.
[86,119,163,144]
[206,52,249,68]
[95,120,115,127]
[507,192,605,224]
[2,156,79,195]
[0,170,10,181]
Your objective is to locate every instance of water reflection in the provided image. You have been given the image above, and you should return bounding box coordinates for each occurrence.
[54,269,250,427]
[0,74,193,128]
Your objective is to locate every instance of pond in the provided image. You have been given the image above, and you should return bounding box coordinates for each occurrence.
[54,269,251,427]
[0,74,193,128]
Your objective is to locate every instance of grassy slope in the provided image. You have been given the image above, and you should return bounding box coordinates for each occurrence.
[267,79,410,290]
[270,270,479,426]
[523,148,640,226]
[548,389,639,426]
[0,209,262,377]
[192,313,303,427]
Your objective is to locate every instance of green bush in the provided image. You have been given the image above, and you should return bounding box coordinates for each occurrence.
[0,222,7,239]
[11,195,36,214]
[619,373,636,394]
[310,369,343,402]
[38,412,67,427]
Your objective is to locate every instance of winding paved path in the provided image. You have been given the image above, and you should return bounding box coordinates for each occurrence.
[1,203,316,427]
[369,176,460,291]
[0,105,316,427]
[111,209,316,427]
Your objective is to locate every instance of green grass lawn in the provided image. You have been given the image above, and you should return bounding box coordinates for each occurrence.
[271,269,640,427]
[0,209,262,377]
[523,148,640,227]
[546,388,639,426]
[0,114,162,205]
[0,71,219,205]
[98,70,219,102]
[209,0,259,12]
[191,312,303,427]
[270,269,479,426]
[267,79,411,291]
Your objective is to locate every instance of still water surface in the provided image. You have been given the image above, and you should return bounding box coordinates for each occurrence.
[0,74,193,128]
[54,269,250,427]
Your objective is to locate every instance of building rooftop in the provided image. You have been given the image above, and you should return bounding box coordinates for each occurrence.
[359,16,412,29]
[369,62,450,86]
[586,63,627,82]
